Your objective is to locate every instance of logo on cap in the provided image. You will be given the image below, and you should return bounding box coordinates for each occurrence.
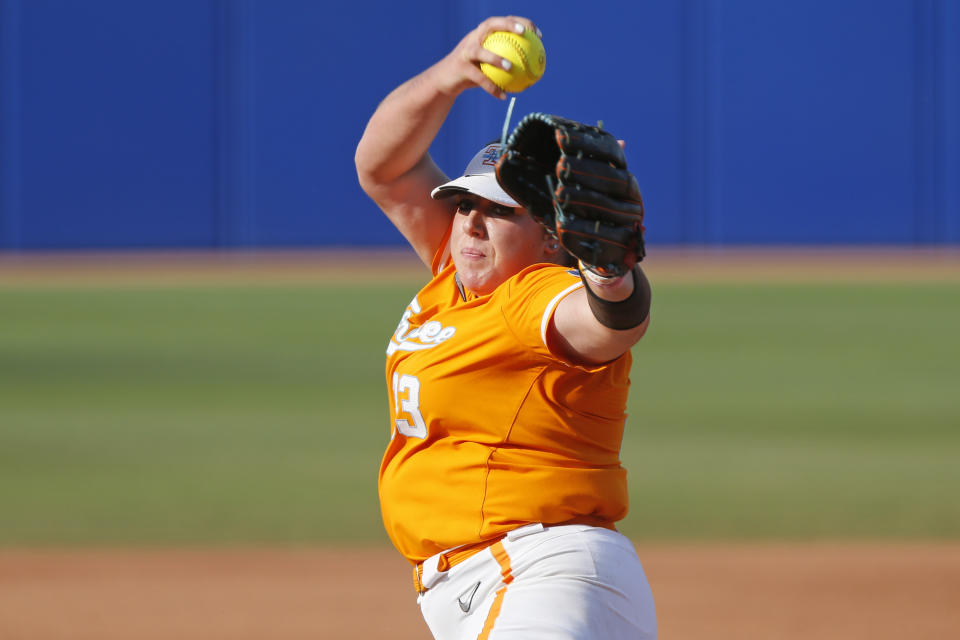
[481,145,501,166]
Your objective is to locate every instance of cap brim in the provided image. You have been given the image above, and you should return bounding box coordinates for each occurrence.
[431,175,519,208]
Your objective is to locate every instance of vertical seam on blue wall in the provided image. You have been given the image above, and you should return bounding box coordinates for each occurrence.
[945,0,960,243]
[246,1,257,247]
[213,0,225,248]
[440,2,462,180]
[219,0,257,248]
[217,0,235,248]
[933,0,951,244]
[439,1,460,181]
[705,0,723,245]
[0,0,22,250]
[933,0,946,244]
[914,0,936,244]
[681,0,705,244]
[679,0,692,242]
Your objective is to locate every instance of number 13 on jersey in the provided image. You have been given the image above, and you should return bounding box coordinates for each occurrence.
[392,372,427,439]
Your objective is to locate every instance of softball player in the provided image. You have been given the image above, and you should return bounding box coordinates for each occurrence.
[356,15,656,639]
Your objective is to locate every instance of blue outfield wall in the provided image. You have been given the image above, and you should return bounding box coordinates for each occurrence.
[0,0,958,250]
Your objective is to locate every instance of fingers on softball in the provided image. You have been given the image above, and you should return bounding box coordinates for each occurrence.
[471,17,540,98]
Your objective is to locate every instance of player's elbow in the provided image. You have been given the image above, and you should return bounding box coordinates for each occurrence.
[354,144,378,196]
[355,144,407,205]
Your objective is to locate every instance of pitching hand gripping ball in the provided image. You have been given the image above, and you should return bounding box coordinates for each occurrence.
[480,29,546,93]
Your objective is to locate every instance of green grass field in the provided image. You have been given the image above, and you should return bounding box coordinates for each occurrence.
[1,280,958,545]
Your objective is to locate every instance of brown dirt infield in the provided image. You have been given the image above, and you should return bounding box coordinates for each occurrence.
[1,544,959,639]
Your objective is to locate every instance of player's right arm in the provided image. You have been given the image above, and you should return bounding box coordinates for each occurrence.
[354,16,536,268]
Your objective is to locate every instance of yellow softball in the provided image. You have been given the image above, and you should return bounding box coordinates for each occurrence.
[479,29,546,93]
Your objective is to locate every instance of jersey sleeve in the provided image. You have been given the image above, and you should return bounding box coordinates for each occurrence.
[499,264,588,365]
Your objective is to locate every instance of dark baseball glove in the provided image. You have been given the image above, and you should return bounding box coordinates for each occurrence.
[495,113,645,277]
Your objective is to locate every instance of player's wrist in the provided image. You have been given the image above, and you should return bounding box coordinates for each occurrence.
[578,264,649,330]
[579,261,629,291]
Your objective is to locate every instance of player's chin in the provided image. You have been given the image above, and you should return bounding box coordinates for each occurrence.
[458,269,500,296]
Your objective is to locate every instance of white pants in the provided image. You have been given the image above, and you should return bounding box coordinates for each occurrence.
[417,524,657,639]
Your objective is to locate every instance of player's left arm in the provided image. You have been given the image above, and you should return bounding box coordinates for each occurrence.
[549,265,651,366]
[497,114,651,366]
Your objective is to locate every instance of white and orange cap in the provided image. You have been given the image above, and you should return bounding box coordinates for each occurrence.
[430,143,519,208]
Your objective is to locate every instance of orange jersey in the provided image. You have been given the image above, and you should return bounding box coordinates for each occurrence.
[378,245,633,565]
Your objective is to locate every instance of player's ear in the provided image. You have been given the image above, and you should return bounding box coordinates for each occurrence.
[541,233,568,265]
